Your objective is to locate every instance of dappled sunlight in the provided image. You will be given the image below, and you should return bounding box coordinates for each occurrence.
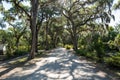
[0,48,111,80]
[96,71,107,78]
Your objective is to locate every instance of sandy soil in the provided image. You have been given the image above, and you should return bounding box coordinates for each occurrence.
[0,48,119,80]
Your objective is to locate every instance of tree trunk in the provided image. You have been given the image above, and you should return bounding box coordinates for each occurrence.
[29,30,36,59]
[36,21,43,52]
[45,33,49,50]
[72,25,78,51]
[72,34,78,51]
[35,29,38,53]
[45,24,49,50]
[29,0,38,59]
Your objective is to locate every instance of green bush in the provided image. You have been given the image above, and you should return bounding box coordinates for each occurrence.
[76,49,86,56]
[13,50,28,56]
[85,52,98,60]
[105,52,120,68]
[18,46,28,51]
[65,45,73,49]
[6,50,28,59]
[76,49,98,61]
[92,34,105,62]
[57,43,63,47]
[6,52,14,58]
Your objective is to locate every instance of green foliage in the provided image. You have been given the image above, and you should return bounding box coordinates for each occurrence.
[6,50,28,59]
[108,34,120,51]
[17,45,28,51]
[64,44,73,49]
[105,52,120,68]
[0,0,119,63]
[114,34,120,51]
[108,40,116,49]
[76,49,86,56]
[113,0,120,10]
[85,52,98,60]
[92,34,105,61]
[6,51,14,58]
[57,43,63,47]
[6,45,28,59]
[13,50,28,57]
[76,49,98,60]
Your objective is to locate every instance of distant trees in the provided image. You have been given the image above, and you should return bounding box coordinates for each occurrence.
[8,21,27,49]
[0,0,119,61]
[58,0,114,51]
[0,0,39,59]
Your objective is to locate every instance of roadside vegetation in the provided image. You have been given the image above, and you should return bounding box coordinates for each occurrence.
[0,0,120,73]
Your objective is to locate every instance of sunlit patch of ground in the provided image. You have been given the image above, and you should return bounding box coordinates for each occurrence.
[0,48,119,80]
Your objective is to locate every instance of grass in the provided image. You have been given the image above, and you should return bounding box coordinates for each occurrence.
[9,57,27,65]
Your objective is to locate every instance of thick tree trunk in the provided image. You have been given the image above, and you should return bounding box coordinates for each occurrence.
[72,25,78,51]
[29,30,36,59]
[72,35,78,51]
[36,22,43,52]
[35,29,38,52]
[29,0,38,59]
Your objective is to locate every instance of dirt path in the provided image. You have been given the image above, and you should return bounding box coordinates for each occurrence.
[0,48,117,80]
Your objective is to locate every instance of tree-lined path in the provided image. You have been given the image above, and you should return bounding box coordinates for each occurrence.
[0,48,117,80]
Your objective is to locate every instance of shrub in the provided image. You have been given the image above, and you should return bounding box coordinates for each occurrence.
[18,46,28,51]
[85,52,98,60]
[105,52,120,68]
[92,35,105,62]
[65,45,73,49]
[57,43,63,47]
[76,49,86,56]
[6,52,14,59]
[13,50,28,56]
[5,49,28,59]
[76,49,98,61]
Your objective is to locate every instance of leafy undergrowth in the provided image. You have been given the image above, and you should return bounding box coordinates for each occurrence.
[75,49,120,79]
[9,57,27,65]
[0,51,47,68]
[64,45,73,50]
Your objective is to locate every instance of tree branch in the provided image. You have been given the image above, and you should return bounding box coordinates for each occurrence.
[13,1,31,18]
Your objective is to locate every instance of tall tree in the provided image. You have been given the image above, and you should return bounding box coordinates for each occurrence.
[8,21,27,49]
[29,0,39,59]
[1,0,39,59]
[58,0,114,51]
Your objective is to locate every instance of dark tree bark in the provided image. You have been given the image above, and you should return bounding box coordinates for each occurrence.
[29,0,39,59]
[72,34,78,51]
[35,27,38,52]
[71,25,78,51]
[35,12,44,52]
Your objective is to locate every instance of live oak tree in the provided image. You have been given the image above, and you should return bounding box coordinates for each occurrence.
[0,0,39,59]
[58,0,114,51]
[7,21,27,49]
[0,0,115,59]
[38,2,60,50]
[48,17,65,48]
[0,0,60,59]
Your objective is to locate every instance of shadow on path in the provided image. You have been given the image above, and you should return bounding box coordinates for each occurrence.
[0,48,113,80]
